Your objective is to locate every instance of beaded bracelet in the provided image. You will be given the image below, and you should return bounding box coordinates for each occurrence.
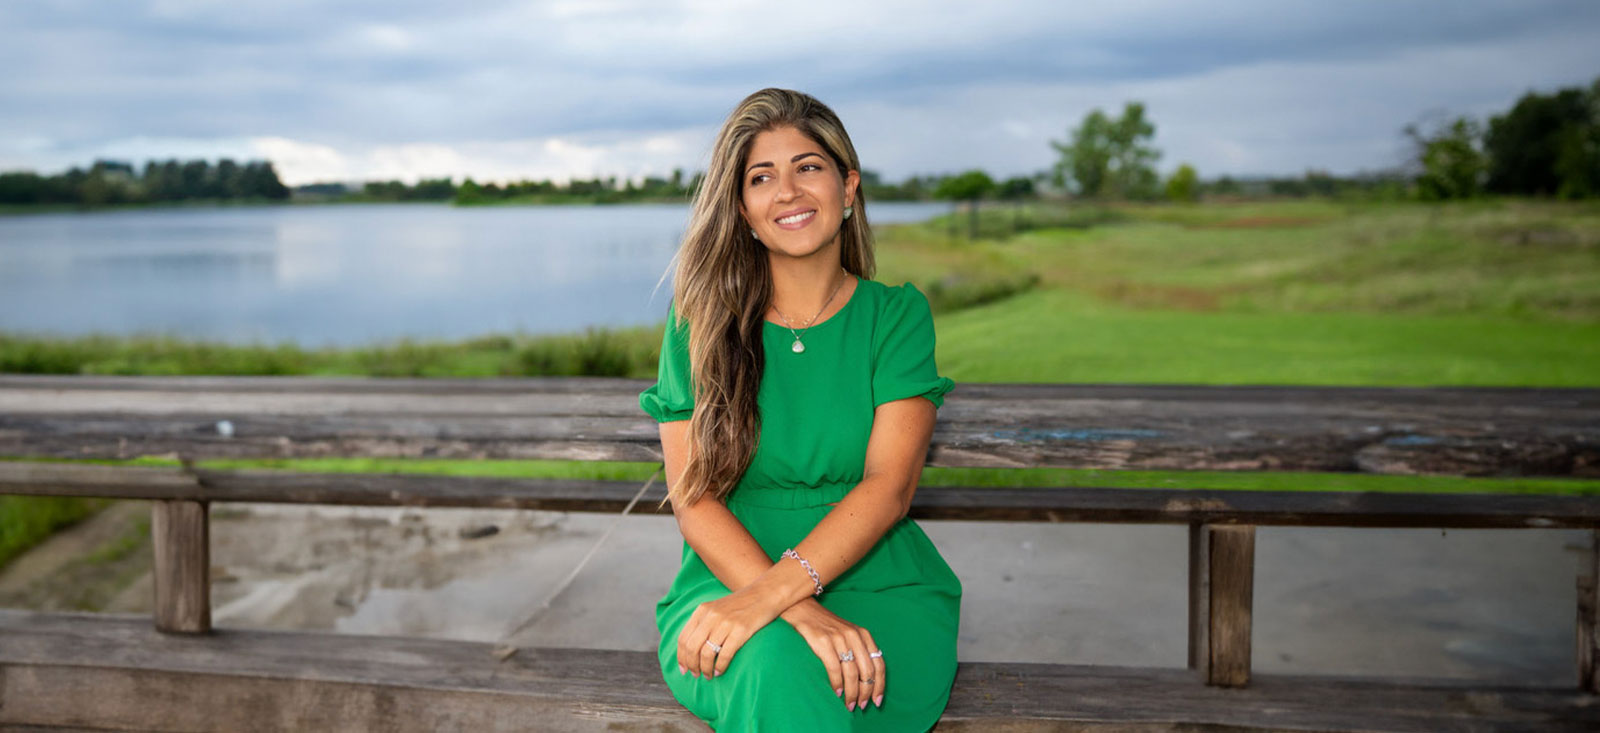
[782,548,824,596]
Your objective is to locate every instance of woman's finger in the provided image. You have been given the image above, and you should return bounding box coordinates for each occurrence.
[697,620,726,679]
[832,634,860,711]
[846,629,874,710]
[710,623,753,678]
[860,628,886,708]
[799,629,844,698]
[677,609,705,677]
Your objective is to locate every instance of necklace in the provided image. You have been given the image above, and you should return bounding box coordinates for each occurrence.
[771,268,849,354]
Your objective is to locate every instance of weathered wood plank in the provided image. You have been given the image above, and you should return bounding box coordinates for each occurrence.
[1187,522,1208,674]
[1581,529,1599,694]
[4,611,1597,732]
[2,375,1596,476]
[150,500,209,634]
[3,461,1598,527]
[1206,525,1255,687]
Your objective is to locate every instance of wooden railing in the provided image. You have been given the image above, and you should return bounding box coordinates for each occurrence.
[2,374,1598,731]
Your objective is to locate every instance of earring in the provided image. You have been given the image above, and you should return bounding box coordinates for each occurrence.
[751,228,761,241]
[843,206,853,220]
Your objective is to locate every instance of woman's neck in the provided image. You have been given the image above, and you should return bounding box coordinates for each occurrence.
[766,255,852,326]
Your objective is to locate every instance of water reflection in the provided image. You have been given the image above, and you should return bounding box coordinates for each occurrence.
[0,201,944,347]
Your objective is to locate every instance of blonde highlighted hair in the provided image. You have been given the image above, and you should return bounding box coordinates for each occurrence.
[660,88,876,509]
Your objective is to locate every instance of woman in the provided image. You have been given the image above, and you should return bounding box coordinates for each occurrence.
[638,87,962,732]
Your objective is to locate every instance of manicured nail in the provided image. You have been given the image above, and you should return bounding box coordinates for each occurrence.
[847,701,855,711]
[874,694,883,707]
[835,687,843,697]
[691,670,699,677]
[713,669,721,677]
[678,664,686,675]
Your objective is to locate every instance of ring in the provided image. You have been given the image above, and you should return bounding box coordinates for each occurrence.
[840,650,854,662]
[869,650,883,659]
[704,640,721,653]
[863,678,875,685]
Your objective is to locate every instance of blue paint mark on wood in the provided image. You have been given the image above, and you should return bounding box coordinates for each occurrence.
[1384,434,1444,446]
[992,427,1165,442]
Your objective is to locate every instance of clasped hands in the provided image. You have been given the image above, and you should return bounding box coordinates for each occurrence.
[675,585,888,711]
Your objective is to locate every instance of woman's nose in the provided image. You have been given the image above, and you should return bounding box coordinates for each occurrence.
[774,172,799,201]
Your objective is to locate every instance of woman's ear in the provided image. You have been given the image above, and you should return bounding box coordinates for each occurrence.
[843,169,861,208]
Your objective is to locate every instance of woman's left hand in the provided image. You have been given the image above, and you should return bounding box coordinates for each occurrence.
[676,586,782,679]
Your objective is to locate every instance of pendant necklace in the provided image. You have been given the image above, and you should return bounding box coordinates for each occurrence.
[772,268,848,354]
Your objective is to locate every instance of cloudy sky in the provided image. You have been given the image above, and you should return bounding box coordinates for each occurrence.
[2,0,1597,187]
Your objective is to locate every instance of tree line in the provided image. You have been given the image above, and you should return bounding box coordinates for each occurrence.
[933,74,1600,210]
[0,159,290,206]
[4,75,1591,210]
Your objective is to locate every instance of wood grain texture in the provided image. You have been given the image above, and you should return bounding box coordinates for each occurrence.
[1,375,1595,476]
[3,461,1599,528]
[150,500,209,634]
[4,611,1598,732]
[1206,525,1255,687]
[1580,529,1599,694]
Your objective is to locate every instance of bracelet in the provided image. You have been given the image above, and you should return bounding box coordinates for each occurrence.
[782,548,824,596]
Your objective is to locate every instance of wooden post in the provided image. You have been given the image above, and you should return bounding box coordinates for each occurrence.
[152,499,210,634]
[1188,522,1255,687]
[1187,522,1207,673]
[1579,528,1598,693]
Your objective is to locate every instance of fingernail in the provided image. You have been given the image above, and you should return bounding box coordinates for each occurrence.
[714,669,721,677]
[847,701,855,711]
[678,664,685,675]
[691,670,699,677]
[874,694,883,707]
[835,687,843,697]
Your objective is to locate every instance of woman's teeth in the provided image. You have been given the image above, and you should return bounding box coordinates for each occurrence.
[777,211,815,225]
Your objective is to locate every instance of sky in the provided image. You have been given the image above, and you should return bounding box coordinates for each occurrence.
[2,0,1597,187]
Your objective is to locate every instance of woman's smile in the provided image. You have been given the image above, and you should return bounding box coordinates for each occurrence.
[775,208,816,229]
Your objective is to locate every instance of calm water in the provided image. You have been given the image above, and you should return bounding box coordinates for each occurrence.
[0,201,944,347]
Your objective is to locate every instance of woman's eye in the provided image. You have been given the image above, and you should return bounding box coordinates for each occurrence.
[749,173,769,185]
[801,163,822,172]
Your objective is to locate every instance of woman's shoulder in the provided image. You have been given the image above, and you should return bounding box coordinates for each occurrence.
[857,278,931,316]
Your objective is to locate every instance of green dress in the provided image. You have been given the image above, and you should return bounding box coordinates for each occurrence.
[638,276,962,732]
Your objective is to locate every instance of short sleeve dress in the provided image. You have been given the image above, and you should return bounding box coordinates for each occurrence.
[639,276,963,732]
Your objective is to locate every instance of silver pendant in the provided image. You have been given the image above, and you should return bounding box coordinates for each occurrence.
[791,339,805,353]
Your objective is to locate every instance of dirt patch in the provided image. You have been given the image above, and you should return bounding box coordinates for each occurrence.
[0,499,153,611]
[1187,216,1324,229]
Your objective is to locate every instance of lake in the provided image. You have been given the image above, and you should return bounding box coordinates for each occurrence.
[0,201,945,348]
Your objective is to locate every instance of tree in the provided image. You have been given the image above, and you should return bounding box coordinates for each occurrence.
[934,169,995,239]
[1051,102,1162,199]
[1404,116,1487,200]
[1485,77,1599,197]
[1164,163,1198,203]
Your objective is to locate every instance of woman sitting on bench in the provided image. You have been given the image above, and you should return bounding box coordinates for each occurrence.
[640,86,962,731]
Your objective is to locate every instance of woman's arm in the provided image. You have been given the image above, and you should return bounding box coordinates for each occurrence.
[659,419,788,596]
[661,394,935,615]
[739,395,937,615]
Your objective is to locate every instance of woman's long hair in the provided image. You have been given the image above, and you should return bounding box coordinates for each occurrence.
[661,87,876,509]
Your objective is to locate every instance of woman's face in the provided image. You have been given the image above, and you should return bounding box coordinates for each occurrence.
[739,124,860,261]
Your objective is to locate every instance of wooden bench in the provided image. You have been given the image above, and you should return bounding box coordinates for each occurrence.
[2,374,1598,731]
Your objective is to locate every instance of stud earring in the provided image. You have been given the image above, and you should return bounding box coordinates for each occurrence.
[751,229,761,241]
[843,206,853,220]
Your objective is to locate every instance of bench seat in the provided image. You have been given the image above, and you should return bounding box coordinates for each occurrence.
[4,609,1596,732]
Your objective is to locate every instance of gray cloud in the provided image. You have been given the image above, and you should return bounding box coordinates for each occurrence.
[2,0,1597,182]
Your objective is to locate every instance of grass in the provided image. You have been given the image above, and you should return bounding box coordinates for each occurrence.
[3,196,1598,572]
[0,325,666,379]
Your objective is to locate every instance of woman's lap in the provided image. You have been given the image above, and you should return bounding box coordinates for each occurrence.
[655,512,960,732]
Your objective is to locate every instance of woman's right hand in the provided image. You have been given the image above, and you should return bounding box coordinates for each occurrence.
[779,598,886,712]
